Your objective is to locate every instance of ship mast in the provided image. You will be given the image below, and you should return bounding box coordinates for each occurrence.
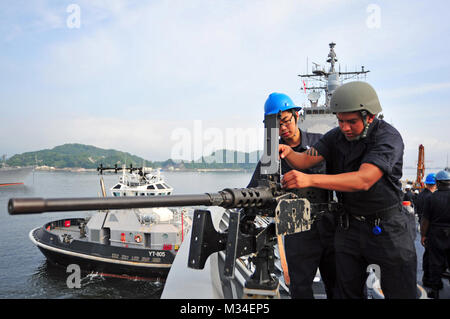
[298,42,370,107]
[327,42,337,73]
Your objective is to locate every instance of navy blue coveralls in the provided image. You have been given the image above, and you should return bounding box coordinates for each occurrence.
[314,118,417,299]
[415,187,434,286]
[248,129,336,299]
[403,189,415,207]
[416,188,434,222]
[422,186,450,290]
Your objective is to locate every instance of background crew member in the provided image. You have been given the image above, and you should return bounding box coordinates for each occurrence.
[248,92,336,299]
[420,170,450,298]
[403,186,415,207]
[279,81,417,299]
[416,173,437,223]
[415,173,436,287]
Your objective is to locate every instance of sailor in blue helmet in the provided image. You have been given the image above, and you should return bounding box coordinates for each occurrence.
[420,170,450,298]
[416,173,437,223]
[279,81,417,298]
[415,173,437,288]
[248,92,337,299]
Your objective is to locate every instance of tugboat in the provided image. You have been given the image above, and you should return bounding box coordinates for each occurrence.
[28,166,192,280]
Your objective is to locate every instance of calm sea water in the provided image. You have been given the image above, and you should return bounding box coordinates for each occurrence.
[0,167,438,298]
[0,170,252,299]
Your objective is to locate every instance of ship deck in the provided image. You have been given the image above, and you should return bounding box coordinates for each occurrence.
[47,225,88,241]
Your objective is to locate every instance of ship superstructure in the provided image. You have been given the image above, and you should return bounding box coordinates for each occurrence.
[298,42,370,134]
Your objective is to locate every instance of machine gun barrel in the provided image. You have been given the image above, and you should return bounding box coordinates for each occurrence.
[8,187,276,215]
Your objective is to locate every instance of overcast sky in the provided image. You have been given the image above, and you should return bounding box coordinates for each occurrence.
[1,0,449,168]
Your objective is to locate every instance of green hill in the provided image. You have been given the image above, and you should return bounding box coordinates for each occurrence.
[6,143,147,169]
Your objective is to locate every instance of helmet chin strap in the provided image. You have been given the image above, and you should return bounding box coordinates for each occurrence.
[359,110,371,139]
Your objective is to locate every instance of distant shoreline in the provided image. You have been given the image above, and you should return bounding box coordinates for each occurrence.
[33,166,252,173]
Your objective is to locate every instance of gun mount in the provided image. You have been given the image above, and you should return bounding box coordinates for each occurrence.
[8,113,341,298]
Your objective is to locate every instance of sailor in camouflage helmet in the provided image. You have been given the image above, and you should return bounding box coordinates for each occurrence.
[279,81,417,299]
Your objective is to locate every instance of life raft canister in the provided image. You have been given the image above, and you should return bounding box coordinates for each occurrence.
[134,234,143,243]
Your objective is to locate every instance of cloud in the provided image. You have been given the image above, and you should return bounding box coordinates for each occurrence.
[381,82,450,100]
[2,0,450,169]
[42,29,122,85]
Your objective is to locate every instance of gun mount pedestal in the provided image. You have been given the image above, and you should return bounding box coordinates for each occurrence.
[188,206,287,299]
[243,245,280,299]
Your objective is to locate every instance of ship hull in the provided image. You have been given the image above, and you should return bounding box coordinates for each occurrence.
[29,220,175,280]
[0,166,33,185]
[35,245,170,280]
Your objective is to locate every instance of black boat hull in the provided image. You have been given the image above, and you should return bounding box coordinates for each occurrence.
[36,244,170,280]
[30,221,175,280]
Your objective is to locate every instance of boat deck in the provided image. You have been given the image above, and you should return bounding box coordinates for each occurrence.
[48,225,88,241]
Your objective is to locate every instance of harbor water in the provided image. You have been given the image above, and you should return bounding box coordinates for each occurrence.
[0,170,252,299]
[0,168,438,298]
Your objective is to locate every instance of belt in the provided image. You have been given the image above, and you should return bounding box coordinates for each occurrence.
[339,204,400,230]
[310,201,343,223]
[349,204,400,222]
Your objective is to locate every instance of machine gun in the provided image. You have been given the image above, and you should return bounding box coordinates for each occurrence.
[8,113,340,298]
[97,163,147,176]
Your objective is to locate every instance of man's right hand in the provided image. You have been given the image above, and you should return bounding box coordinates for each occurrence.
[279,144,293,159]
[279,144,324,171]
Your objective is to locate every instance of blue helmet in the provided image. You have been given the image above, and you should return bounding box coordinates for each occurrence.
[264,92,302,115]
[425,173,436,185]
[435,170,450,181]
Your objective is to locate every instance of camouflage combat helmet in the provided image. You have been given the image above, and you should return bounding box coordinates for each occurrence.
[330,81,382,140]
[330,81,382,115]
